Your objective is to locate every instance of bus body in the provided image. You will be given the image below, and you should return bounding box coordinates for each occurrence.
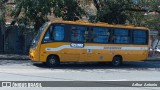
[29,21,150,66]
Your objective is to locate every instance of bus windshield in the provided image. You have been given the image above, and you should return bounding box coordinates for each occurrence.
[31,22,50,48]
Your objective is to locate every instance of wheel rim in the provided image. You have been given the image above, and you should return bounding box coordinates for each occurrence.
[113,57,121,66]
[114,59,120,65]
[49,57,56,65]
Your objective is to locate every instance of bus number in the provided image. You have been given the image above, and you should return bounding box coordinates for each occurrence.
[70,43,84,48]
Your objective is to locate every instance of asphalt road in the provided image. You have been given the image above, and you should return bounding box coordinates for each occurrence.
[0,60,160,90]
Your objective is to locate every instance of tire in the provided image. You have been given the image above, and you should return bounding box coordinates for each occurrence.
[46,55,60,67]
[112,56,122,66]
[42,62,47,65]
[98,62,107,65]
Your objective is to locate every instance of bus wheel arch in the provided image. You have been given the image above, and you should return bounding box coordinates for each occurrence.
[46,54,60,67]
[112,55,123,66]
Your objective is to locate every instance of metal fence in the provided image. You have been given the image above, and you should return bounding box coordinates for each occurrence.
[4,26,35,54]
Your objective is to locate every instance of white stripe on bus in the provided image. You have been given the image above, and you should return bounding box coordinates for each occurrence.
[45,45,148,52]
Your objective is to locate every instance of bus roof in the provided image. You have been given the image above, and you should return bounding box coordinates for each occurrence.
[51,20,149,30]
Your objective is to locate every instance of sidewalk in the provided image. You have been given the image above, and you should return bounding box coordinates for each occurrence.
[146,57,160,61]
[0,54,30,60]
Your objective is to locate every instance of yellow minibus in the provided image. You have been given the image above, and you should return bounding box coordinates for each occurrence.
[29,20,150,67]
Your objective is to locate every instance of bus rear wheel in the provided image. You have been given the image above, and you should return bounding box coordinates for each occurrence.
[112,56,122,66]
[46,55,60,67]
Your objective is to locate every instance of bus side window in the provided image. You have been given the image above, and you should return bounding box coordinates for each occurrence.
[89,29,95,42]
[43,30,51,43]
[43,25,64,43]
[53,26,64,41]
[50,26,54,40]
[43,26,53,43]
[133,30,147,44]
[92,27,109,43]
[71,27,78,41]
[84,30,90,42]
[114,29,129,44]
[71,26,86,42]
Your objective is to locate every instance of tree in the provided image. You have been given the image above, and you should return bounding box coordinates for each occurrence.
[92,0,132,24]
[11,0,52,30]
[0,0,8,34]
[61,0,85,21]
[144,15,160,31]
[92,0,160,49]
[11,0,85,31]
[92,0,160,25]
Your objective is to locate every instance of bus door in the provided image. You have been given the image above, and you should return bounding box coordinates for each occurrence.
[61,25,88,62]
[61,43,84,62]
[40,24,75,62]
[59,25,83,62]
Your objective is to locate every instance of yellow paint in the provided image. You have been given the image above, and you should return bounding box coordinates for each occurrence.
[29,20,150,63]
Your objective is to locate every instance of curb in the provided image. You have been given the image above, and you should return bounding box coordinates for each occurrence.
[0,58,30,60]
[0,54,30,60]
[146,57,160,61]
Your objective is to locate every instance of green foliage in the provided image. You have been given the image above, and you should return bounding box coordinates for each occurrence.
[92,0,160,31]
[0,0,8,22]
[61,0,85,20]
[12,0,51,21]
[11,0,160,31]
[0,0,8,34]
[11,0,85,30]
[93,0,133,24]
[12,0,85,23]
[144,15,160,30]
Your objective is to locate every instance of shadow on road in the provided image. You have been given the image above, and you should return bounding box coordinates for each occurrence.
[33,61,160,70]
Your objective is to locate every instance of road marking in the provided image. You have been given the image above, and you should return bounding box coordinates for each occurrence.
[101,79,127,81]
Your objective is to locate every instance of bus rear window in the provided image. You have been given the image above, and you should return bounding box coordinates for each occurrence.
[114,29,130,44]
[133,30,147,44]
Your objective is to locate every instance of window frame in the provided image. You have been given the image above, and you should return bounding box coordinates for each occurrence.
[112,28,131,44]
[69,25,88,43]
[42,23,66,44]
[68,25,112,44]
[132,29,148,45]
[90,26,111,44]
[41,23,149,45]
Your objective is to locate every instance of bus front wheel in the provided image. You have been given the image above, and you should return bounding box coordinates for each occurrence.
[112,56,122,66]
[46,55,60,67]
